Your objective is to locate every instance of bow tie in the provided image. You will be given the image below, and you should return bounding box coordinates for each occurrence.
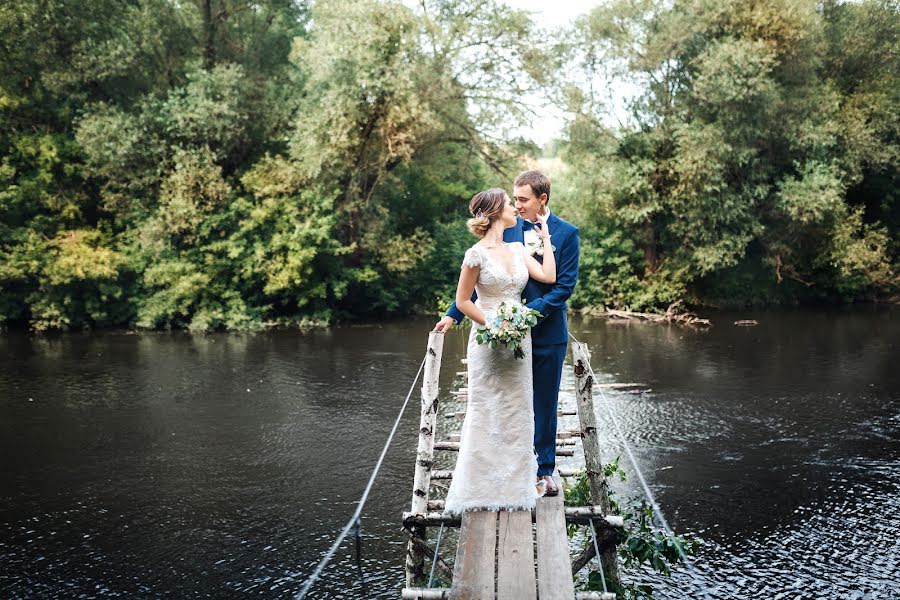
[522,220,540,231]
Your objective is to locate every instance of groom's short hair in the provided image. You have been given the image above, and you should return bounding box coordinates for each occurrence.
[514,170,551,203]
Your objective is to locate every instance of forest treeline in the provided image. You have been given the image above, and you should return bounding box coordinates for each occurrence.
[0,0,897,331]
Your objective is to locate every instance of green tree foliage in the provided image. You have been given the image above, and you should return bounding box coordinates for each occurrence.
[0,0,896,330]
[560,0,898,310]
[0,0,539,330]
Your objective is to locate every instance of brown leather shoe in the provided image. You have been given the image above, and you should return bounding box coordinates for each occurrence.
[541,476,559,497]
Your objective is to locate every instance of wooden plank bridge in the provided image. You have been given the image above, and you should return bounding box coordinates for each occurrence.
[400,332,625,600]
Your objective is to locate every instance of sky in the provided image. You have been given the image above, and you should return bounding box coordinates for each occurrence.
[502,0,600,144]
[405,0,640,145]
[502,0,598,29]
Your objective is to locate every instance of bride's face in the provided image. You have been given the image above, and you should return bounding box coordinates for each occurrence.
[499,194,518,228]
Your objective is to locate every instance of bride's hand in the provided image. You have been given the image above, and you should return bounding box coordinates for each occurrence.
[536,208,550,238]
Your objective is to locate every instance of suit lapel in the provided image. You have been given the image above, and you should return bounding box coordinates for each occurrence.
[546,210,560,230]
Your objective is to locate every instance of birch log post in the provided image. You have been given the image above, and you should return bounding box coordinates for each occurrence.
[571,341,621,587]
[406,332,445,587]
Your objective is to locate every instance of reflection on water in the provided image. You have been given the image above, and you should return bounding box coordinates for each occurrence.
[1,308,897,598]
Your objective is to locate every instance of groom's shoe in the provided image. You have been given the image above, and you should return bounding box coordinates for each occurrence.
[541,475,559,497]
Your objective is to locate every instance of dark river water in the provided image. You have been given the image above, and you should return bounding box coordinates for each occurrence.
[1,308,898,599]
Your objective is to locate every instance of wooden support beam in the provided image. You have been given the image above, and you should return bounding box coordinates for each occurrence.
[403,511,462,528]
[403,507,622,529]
[563,507,625,527]
[571,341,621,587]
[407,332,445,587]
[435,441,573,456]
[402,528,455,583]
[402,587,451,599]
[404,587,618,600]
[446,434,574,446]
[445,409,577,418]
[559,383,646,392]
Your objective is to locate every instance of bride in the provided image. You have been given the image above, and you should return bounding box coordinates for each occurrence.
[443,188,556,514]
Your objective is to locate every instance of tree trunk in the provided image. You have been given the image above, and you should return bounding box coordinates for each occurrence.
[202,0,215,69]
[642,218,657,275]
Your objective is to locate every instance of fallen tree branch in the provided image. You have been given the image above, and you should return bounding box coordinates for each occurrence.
[586,301,711,328]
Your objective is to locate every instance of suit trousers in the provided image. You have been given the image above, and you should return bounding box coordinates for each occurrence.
[532,342,568,476]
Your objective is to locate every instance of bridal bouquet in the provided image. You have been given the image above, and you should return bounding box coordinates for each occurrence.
[475,300,542,360]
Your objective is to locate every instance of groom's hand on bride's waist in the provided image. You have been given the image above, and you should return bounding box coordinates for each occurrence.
[433,316,456,332]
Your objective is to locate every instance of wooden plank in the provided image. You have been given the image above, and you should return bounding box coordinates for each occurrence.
[435,441,574,456]
[402,588,451,599]
[450,511,497,600]
[536,476,576,600]
[448,434,575,445]
[496,511,537,600]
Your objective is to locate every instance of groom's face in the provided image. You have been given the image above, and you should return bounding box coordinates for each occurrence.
[513,184,547,222]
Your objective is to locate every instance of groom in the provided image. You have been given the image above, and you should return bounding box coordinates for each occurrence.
[434,170,580,496]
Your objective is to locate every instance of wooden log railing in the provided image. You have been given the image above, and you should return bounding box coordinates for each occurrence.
[405,331,444,587]
[571,341,622,587]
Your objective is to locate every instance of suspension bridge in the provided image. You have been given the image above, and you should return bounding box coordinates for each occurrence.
[297,330,698,599]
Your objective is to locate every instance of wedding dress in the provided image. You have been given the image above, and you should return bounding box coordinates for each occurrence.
[444,241,540,514]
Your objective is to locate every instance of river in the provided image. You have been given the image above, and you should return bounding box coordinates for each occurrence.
[1,308,897,598]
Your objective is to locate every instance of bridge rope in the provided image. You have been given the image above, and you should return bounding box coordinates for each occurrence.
[427,522,446,588]
[295,355,427,600]
[588,517,608,594]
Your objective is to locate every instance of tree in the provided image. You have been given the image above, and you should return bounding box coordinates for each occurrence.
[559,0,898,310]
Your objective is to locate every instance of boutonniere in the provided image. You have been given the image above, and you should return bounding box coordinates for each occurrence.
[523,229,555,256]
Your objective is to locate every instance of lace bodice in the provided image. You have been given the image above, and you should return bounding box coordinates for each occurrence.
[462,242,529,308]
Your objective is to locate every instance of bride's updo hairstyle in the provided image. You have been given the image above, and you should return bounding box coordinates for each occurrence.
[467,188,506,237]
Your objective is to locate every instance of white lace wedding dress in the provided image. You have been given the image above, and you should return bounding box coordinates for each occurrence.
[444,242,540,514]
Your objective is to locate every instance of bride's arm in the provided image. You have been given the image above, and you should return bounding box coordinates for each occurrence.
[524,216,556,283]
[455,264,487,326]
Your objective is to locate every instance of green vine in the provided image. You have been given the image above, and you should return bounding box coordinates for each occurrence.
[563,459,702,599]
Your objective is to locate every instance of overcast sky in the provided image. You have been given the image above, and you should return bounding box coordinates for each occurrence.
[405,0,638,145]
[499,0,603,144]
[502,0,597,28]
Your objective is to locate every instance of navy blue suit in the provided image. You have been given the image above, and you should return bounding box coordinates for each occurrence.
[447,211,580,476]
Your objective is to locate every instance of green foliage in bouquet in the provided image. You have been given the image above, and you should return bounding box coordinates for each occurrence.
[474,300,541,359]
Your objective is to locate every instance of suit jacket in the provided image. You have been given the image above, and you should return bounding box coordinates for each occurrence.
[447,211,580,346]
